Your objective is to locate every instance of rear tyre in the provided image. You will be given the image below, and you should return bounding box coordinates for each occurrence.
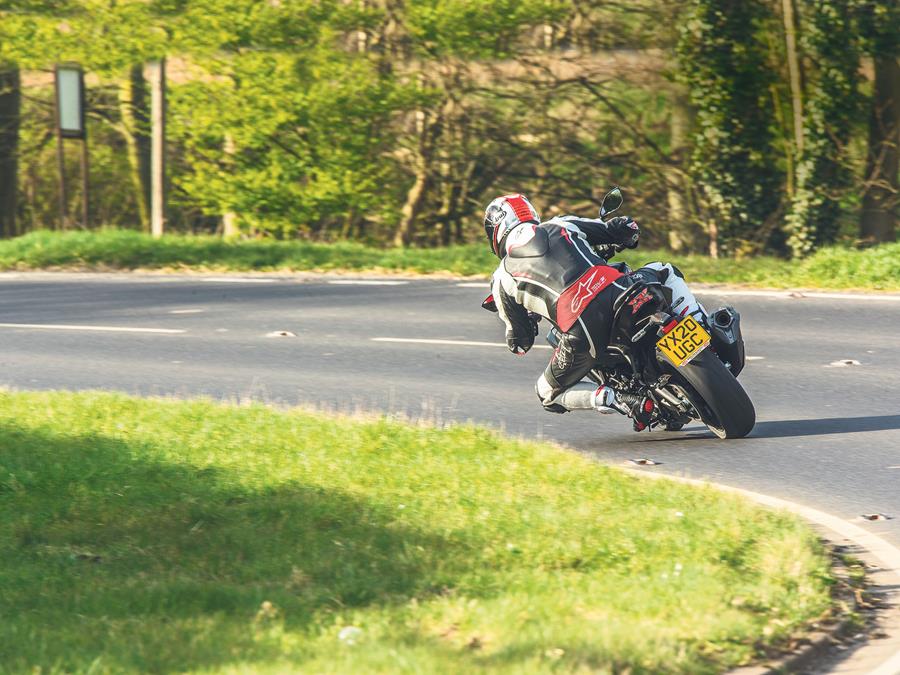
[666,349,755,439]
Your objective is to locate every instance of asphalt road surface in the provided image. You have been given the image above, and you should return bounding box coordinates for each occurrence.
[1,272,898,547]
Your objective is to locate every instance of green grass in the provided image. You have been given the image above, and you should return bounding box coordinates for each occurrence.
[0,229,499,277]
[1,228,899,290]
[0,390,833,674]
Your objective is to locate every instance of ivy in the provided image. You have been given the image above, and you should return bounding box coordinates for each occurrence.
[676,0,783,255]
[786,0,861,256]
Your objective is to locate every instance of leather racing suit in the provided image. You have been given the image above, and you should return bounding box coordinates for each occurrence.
[490,215,705,414]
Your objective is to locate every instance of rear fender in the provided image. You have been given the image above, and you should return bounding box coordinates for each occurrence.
[611,281,668,343]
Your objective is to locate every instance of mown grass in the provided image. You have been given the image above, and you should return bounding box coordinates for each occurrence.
[0,390,833,674]
[1,228,899,290]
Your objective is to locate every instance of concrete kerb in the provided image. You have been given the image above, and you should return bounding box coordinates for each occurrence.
[625,468,900,675]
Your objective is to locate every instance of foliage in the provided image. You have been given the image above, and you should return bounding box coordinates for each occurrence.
[785,0,861,256]
[406,0,562,57]
[0,389,832,672]
[676,0,783,255]
[0,0,708,246]
[0,0,888,254]
[2,229,900,289]
[14,86,141,231]
[170,50,409,237]
[855,0,900,57]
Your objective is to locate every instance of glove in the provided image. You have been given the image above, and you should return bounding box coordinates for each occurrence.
[527,312,542,337]
[606,216,640,249]
[506,328,535,355]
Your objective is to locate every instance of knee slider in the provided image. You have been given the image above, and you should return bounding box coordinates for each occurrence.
[536,373,554,404]
[536,374,568,413]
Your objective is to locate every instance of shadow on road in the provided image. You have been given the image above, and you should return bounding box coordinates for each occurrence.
[752,414,900,438]
[618,414,900,444]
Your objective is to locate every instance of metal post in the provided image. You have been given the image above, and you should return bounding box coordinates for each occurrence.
[53,69,67,229]
[149,58,166,238]
[80,137,89,228]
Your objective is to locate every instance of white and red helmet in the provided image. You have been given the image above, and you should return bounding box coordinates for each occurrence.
[483,193,540,257]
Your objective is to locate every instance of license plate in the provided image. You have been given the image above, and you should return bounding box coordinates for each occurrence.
[656,315,711,367]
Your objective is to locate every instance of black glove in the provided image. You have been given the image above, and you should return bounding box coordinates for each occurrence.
[606,216,640,249]
[506,328,535,355]
[527,312,541,337]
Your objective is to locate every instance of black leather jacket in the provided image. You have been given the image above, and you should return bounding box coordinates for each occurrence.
[491,215,635,350]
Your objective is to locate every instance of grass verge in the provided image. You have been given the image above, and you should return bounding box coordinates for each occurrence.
[1,229,900,290]
[0,390,833,673]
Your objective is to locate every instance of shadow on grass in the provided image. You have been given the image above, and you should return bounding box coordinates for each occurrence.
[0,424,458,673]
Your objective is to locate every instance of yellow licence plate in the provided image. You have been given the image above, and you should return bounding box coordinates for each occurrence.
[656,315,711,367]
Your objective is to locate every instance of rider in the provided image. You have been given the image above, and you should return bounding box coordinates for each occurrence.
[483,192,707,430]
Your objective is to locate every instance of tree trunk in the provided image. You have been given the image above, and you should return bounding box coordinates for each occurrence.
[781,0,804,158]
[222,132,239,237]
[393,108,439,247]
[118,65,152,232]
[394,166,428,247]
[0,65,20,239]
[860,54,900,243]
[665,86,703,252]
[437,179,462,247]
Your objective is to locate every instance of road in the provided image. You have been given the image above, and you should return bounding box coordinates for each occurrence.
[1,272,898,547]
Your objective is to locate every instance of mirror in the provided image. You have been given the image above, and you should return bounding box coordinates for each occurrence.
[599,187,623,218]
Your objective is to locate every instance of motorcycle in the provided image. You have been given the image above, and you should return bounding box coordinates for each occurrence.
[485,187,756,439]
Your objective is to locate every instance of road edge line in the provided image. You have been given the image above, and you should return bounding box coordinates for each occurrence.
[624,468,900,675]
[4,270,900,298]
[0,322,186,334]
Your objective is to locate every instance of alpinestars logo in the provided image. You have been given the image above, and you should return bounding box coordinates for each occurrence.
[570,270,608,313]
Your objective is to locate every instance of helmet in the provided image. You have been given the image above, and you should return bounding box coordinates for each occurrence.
[483,194,540,257]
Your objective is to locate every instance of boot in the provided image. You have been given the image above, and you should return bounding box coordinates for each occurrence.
[630,397,655,432]
[591,386,619,415]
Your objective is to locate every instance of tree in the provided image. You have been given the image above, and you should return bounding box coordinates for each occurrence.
[677,0,783,256]
[858,0,900,243]
[0,64,20,238]
[785,0,861,256]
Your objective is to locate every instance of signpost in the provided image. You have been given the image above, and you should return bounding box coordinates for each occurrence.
[53,64,89,228]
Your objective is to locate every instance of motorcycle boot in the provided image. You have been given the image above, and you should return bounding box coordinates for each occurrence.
[606,390,654,431]
[591,386,620,414]
[630,397,655,432]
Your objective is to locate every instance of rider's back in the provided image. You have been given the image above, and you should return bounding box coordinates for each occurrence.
[500,219,624,332]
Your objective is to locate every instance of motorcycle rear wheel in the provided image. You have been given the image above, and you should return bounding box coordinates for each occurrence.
[665,349,756,439]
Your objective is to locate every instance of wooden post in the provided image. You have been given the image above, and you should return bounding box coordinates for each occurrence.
[80,137,89,228]
[149,58,166,238]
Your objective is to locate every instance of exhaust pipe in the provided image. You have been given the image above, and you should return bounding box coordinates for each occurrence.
[713,309,734,329]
